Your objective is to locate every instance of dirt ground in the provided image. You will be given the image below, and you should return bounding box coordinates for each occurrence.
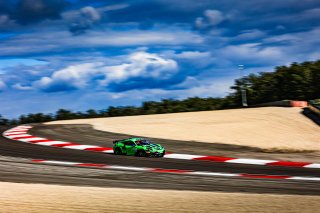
[47,107,320,151]
[1,181,320,213]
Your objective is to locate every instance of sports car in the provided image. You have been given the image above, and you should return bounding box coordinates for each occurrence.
[113,138,165,157]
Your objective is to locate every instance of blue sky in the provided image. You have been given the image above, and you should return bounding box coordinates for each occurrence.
[0,0,320,118]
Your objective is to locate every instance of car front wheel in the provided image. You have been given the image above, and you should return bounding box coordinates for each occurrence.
[114,148,122,155]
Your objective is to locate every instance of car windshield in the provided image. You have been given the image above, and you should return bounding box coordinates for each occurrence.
[136,139,151,145]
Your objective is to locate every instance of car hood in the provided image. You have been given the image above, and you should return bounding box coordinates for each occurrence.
[143,143,163,150]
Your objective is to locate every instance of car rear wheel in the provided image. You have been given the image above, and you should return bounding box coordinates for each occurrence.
[136,150,146,157]
[114,148,122,155]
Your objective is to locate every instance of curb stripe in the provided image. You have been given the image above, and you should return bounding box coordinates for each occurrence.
[30,159,320,182]
[3,125,320,169]
[51,143,79,147]
[304,163,320,169]
[19,137,47,142]
[64,145,100,150]
[287,176,320,181]
[193,156,236,162]
[5,134,31,138]
[35,141,71,146]
[28,139,54,143]
[84,147,114,152]
[4,132,27,136]
[266,161,311,167]
[10,135,34,139]
[163,154,205,160]
[225,159,277,165]
[5,130,28,133]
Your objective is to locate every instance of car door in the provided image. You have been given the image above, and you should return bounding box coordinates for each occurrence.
[124,141,136,156]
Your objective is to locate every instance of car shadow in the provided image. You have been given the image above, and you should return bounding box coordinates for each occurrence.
[301,107,320,126]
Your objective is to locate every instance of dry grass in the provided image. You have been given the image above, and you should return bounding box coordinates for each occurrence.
[47,107,320,151]
[1,182,320,213]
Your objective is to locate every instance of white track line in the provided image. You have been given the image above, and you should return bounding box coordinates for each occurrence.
[31,159,320,182]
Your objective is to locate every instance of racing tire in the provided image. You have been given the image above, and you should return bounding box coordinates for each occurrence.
[136,150,146,157]
[114,148,122,155]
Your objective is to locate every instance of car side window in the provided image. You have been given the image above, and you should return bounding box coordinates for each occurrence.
[124,141,135,146]
[121,141,129,146]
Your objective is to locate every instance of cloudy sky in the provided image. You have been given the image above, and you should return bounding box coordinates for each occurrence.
[0,0,319,118]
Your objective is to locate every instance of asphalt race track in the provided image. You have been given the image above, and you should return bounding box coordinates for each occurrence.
[1,124,320,195]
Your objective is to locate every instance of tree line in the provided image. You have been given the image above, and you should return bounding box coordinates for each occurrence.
[0,59,319,125]
[0,97,229,125]
[230,60,320,105]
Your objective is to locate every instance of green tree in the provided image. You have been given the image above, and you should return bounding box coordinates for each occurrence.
[0,114,9,125]
[55,109,77,120]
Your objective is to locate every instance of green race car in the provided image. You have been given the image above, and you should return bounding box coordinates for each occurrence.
[113,138,165,157]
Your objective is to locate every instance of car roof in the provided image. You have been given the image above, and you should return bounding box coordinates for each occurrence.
[123,137,143,142]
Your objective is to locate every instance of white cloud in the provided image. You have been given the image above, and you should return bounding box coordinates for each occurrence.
[62,4,128,20]
[82,30,203,46]
[205,10,225,25]
[264,27,320,45]
[166,51,214,68]
[234,29,266,41]
[308,52,320,61]
[62,6,101,23]
[220,43,284,64]
[170,76,235,98]
[81,6,101,22]
[260,27,320,63]
[0,80,6,90]
[182,81,232,97]
[67,6,102,34]
[34,63,101,91]
[99,51,178,85]
[0,15,11,25]
[0,15,16,28]
[195,10,225,29]
[103,76,235,102]
[174,51,211,59]
[32,51,178,92]
[0,30,203,56]
[12,83,33,90]
[195,17,204,28]
[98,4,130,13]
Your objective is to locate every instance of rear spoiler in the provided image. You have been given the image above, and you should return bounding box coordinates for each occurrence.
[113,140,121,144]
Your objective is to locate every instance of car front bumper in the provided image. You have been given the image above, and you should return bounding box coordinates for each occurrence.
[147,150,165,157]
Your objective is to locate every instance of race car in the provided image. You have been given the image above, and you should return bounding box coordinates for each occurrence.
[113,138,165,157]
